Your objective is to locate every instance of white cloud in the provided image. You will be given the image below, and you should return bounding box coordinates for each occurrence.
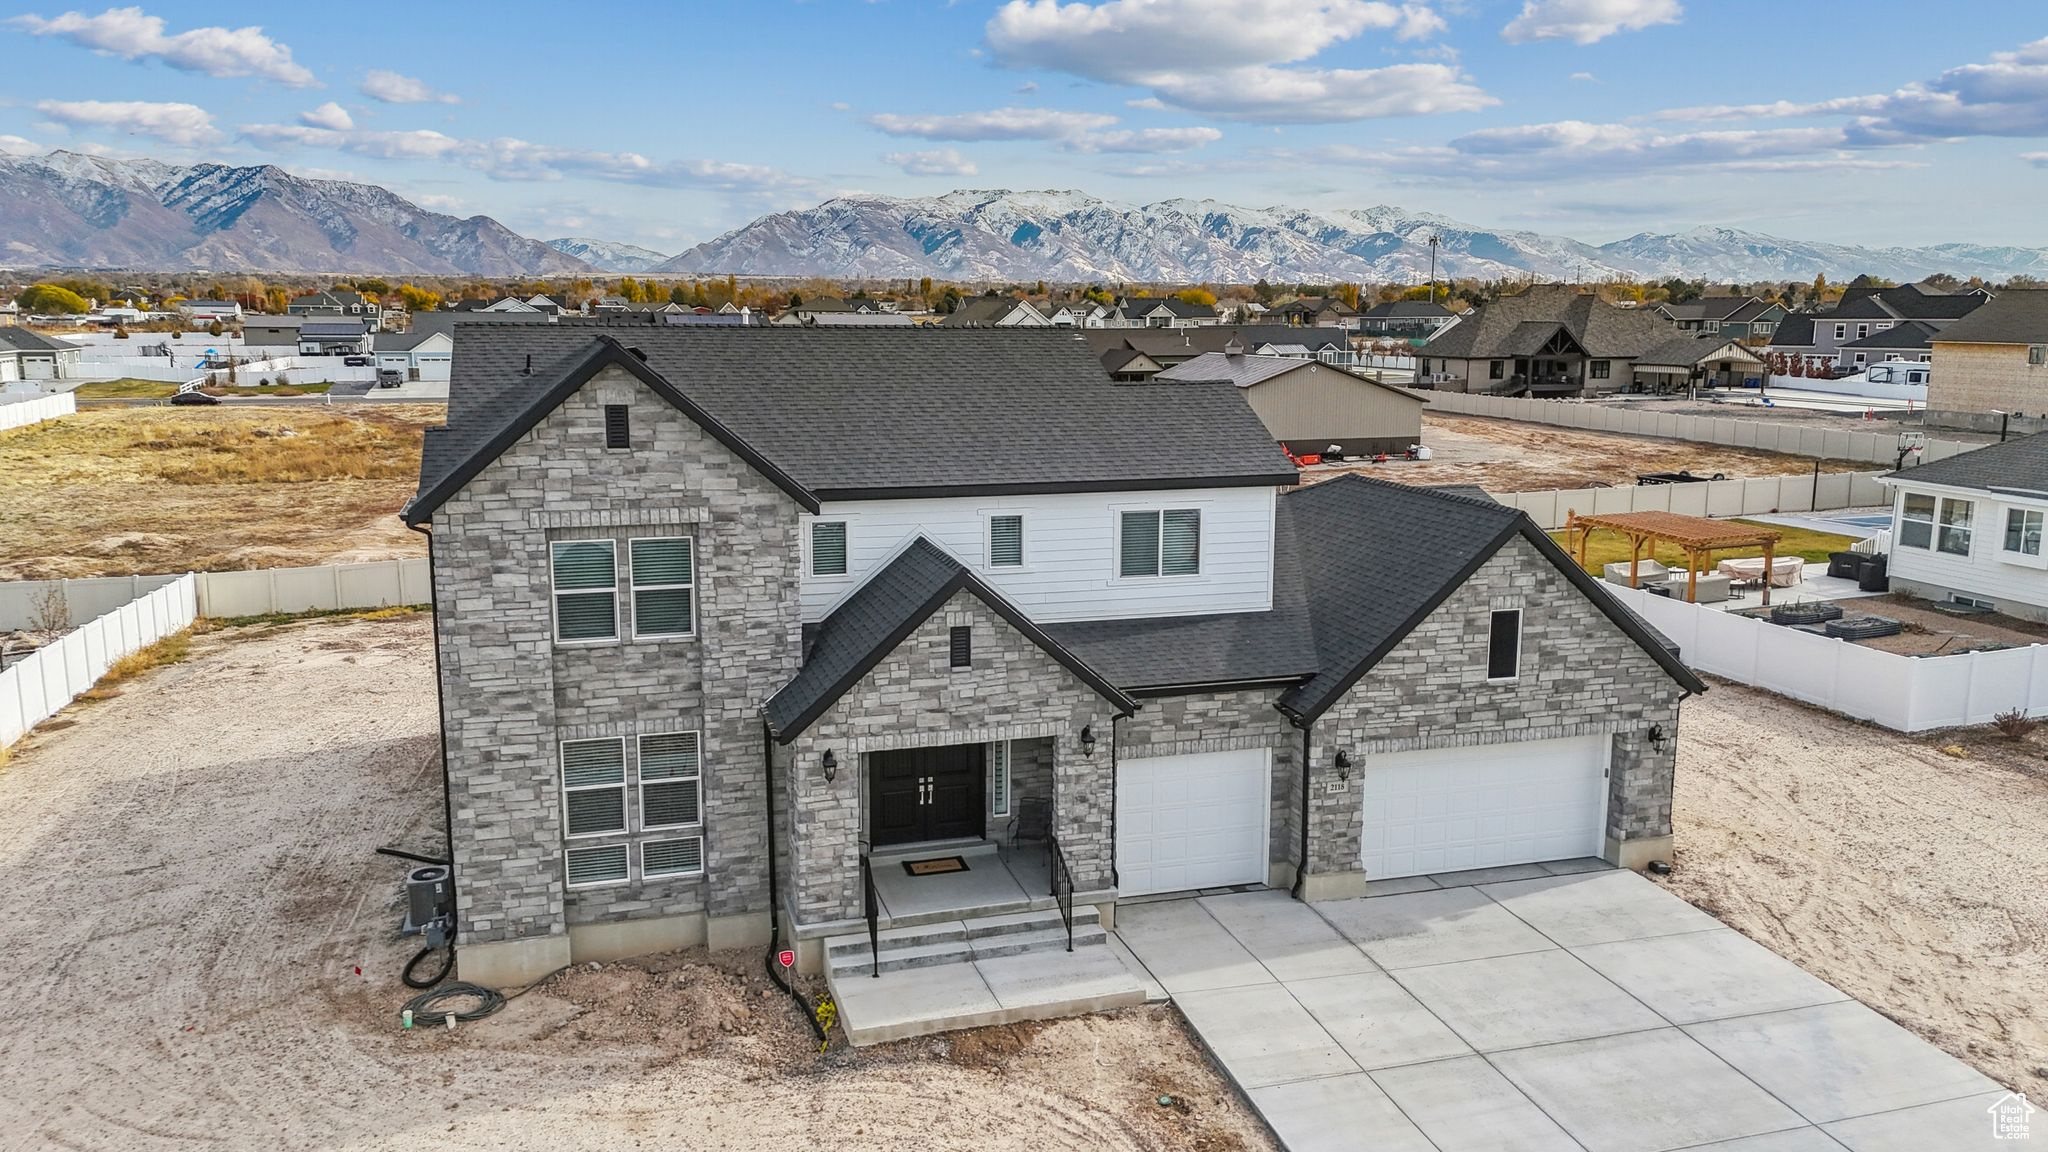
[2024,152,2048,168]
[411,192,465,211]
[868,106,1116,141]
[0,134,43,154]
[984,0,1479,123]
[298,102,353,131]
[1501,0,1681,45]
[11,7,315,86]
[359,69,459,105]
[1570,71,1597,82]
[36,99,219,146]
[1066,125,1223,153]
[883,148,979,176]
[1016,80,1039,94]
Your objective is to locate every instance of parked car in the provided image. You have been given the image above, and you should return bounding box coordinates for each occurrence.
[170,391,221,406]
[376,369,404,388]
[343,355,371,366]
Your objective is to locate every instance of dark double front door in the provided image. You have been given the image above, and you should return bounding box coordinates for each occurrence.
[870,745,985,847]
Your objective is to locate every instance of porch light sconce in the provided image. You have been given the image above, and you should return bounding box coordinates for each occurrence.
[1647,724,1667,752]
[820,749,838,783]
[1079,725,1097,757]
[1333,750,1351,781]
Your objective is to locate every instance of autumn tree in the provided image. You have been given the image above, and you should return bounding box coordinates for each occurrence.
[1174,287,1217,307]
[17,283,90,314]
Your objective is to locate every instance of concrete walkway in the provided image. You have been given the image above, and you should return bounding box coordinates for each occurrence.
[1115,866,2012,1151]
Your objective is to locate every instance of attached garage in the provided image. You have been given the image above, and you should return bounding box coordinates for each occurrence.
[1361,735,1609,879]
[1117,749,1271,896]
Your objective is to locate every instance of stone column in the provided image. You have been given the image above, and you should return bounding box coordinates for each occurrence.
[1605,708,1679,869]
[1052,712,1115,892]
[1298,730,1368,901]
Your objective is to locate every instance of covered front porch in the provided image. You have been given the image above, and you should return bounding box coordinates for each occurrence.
[865,838,1053,927]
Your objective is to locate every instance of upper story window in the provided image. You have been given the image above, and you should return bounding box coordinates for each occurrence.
[629,537,695,638]
[561,738,628,842]
[1487,609,1522,682]
[2004,509,2044,558]
[1834,323,1847,340]
[604,404,630,449]
[1119,509,1201,578]
[988,514,1025,567]
[810,521,848,577]
[2029,345,2046,366]
[638,732,702,830]
[1938,497,1975,556]
[1856,324,1870,339]
[551,540,618,642]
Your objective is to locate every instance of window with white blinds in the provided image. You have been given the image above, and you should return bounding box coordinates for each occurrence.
[988,514,1024,567]
[561,738,627,838]
[1119,509,1201,578]
[642,837,704,877]
[566,844,629,888]
[551,540,617,642]
[630,537,694,638]
[811,521,848,576]
[639,732,702,830]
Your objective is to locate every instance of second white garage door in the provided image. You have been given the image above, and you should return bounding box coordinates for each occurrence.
[1361,735,1609,880]
[1117,749,1270,897]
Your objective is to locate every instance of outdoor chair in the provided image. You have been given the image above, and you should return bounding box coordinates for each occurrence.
[1008,796,1051,847]
[1601,559,1670,589]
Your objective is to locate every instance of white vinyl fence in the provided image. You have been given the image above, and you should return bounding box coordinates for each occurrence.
[0,391,75,431]
[1425,390,1981,467]
[1609,583,2048,732]
[1491,471,1892,531]
[0,558,430,631]
[1,574,197,748]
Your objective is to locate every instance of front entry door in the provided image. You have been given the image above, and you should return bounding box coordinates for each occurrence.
[870,745,986,847]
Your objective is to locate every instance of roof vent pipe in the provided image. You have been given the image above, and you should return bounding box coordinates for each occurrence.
[521,353,532,376]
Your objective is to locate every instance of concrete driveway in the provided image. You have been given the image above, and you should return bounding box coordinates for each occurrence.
[1113,866,2015,1151]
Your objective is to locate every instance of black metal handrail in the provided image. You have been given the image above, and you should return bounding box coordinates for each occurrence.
[859,853,881,978]
[1047,834,1074,953]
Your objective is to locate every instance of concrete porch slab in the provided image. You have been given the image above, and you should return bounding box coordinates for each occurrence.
[1314,886,1554,970]
[1197,890,1377,982]
[1685,1001,2000,1125]
[1572,928,1849,1025]
[1369,1055,1583,1151]
[1490,1028,1808,1152]
[1285,970,1471,1071]
[1391,948,1664,1053]
[1479,870,1722,947]
[1248,1073,1436,1152]
[1172,984,1359,1089]
[1113,899,1270,993]
[975,944,1145,1013]
[869,850,1031,923]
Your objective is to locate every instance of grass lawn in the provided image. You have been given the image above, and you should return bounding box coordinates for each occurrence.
[70,378,176,399]
[1551,518,1863,572]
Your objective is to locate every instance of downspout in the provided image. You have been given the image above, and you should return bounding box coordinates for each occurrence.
[1108,714,1122,890]
[1290,720,1312,900]
[761,718,825,1043]
[407,521,459,960]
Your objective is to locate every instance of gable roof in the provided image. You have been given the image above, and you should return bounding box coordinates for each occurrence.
[412,325,1297,520]
[0,327,74,353]
[1082,324,1346,361]
[1637,335,1763,368]
[1423,284,1684,360]
[1884,429,2048,493]
[1361,301,1453,319]
[1276,474,1704,721]
[1842,320,1938,350]
[763,537,1136,740]
[1768,314,1817,347]
[940,296,1041,325]
[1157,350,1426,406]
[1660,296,1759,322]
[1928,289,2048,345]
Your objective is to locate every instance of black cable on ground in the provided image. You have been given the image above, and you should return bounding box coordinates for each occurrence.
[402,945,454,990]
[402,981,505,1024]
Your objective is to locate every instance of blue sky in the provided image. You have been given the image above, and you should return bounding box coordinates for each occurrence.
[5,1,2046,255]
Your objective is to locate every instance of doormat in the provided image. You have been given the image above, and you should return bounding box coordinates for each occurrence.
[901,856,969,877]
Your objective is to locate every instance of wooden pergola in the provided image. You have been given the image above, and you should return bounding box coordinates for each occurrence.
[1563,510,1783,605]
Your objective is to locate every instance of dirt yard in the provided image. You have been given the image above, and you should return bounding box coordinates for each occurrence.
[0,405,434,581]
[1309,412,1860,492]
[0,617,1272,1152]
[1837,594,2048,656]
[1663,683,2048,1094]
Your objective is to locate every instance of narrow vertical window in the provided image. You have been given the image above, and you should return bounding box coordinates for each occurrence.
[950,626,972,669]
[1487,609,1522,681]
[810,521,847,577]
[1119,510,1160,578]
[551,540,618,642]
[990,740,1011,818]
[604,404,630,449]
[1161,509,1201,576]
[988,514,1024,567]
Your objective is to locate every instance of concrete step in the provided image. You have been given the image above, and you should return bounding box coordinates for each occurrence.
[962,905,1099,940]
[827,907,1106,976]
[828,942,1148,1047]
[825,920,966,957]
[828,937,973,978]
[970,922,1107,961]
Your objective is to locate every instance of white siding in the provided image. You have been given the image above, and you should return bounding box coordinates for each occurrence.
[800,487,1278,623]
[1887,480,2048,612]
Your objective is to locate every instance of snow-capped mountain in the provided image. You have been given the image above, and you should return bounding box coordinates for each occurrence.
[544,237,672,273]
[659,189,2048,284]
[0,151,590,276]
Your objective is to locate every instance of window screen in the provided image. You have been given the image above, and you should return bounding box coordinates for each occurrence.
[1119,511,1160,577]
[630,538,694,638]
[639,732,701,829]
[1161,509,1201,576]
[811,521,847,576]
[551,540,617,642]
[989,515,1024,567]
[642,837,704,877]
[562,739,627,837]
[566,844,628,887]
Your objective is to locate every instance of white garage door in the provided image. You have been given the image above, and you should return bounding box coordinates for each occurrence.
[1117,749,1270,897]
[1362,736,1608,880]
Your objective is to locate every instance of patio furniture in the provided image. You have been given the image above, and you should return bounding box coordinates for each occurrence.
[1717,555,1804,588]
[1602,559,1670,588]
[1827,551,1867,580]
[1564,510,1785,605]
[1857,553,1890,593]
[1665,571,1731,604]
[1007,795,1051,847]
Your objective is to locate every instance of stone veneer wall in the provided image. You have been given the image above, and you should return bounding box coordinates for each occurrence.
[786,592,1119,925]
[1302,533,1683,882]
[431,365,801,953]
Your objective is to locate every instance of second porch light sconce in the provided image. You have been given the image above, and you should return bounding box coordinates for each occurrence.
[1079,725,1096,757]
[821,749,838,782]
[1334,750,1351,781]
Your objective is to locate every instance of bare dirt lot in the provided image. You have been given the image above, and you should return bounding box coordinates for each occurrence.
[1663,683,2048,1095]
[0,617,1271,1152]
[1312,413,1861,492]
[0,405,435,581]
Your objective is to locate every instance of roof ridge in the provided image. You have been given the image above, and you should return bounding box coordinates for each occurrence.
[1291,470,1511,515]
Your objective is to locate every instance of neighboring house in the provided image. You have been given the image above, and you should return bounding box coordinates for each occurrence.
[289,290,377,320]
[410,311,559,339]
[297,319,370,356]
[1107,297,1221,328]
[1156,346,1426,455]
[0,299,18,326]
[1654,296,1786,341]
[1779,281,1990,370]
[1357,300,1458,340]
[773,311,914,328]
[1270,297,1357,328]
[177,299,243,322]
[1634,336,1768,392]
[1837,320,1938,369]
[402,323,1701,988]
[1883,429,2048,620]
[477,296,543,314]
[242,317,304,349]
[1084,325,1351,374]
[373,330,455,380]
[938,297,1051,327]
[0,327,83,379]
[1043,302,1109,328]
[1418,283,1693,396]
[1926,290,2048,417]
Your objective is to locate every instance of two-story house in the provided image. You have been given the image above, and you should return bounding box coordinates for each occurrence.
[1769,282,1991,373]
[1925,290,2048,418]
[1883,429,2048,620]
[404,325,1702,1021]
[289,289,377,320]
[1655,296,1786,341]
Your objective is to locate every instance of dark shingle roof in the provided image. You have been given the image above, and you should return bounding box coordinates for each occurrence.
[1084,325,1345,361]
[0,327,73,353]
[939,297,1039,325]
[1842,321,1937,351]
[1637,334,1762,368]
[1929,290,2048,345]
[763,538,1135,740]
[1884,429,2048,492]
[1157,351,1426,406]
[1361,301,1454,319]
[1423,284,1683,360]
[1661,296,1757,322]
[415,325,1296,515]
[1768,315,1816,346]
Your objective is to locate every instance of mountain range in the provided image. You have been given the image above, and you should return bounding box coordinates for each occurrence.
[6,151,2048,285]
